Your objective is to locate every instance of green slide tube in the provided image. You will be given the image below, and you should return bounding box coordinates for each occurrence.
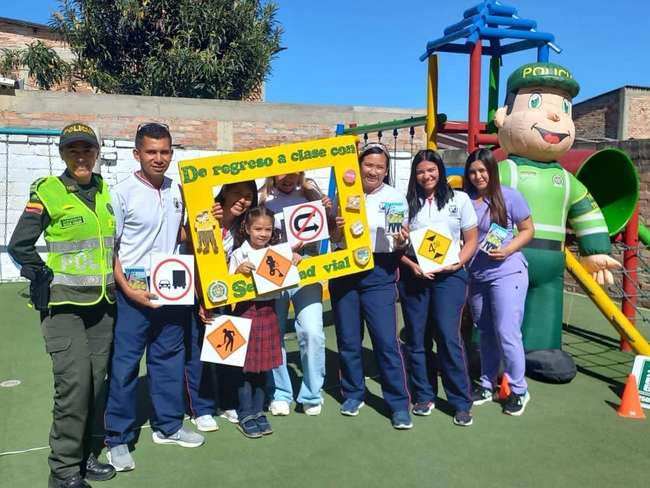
[639,223,650,246]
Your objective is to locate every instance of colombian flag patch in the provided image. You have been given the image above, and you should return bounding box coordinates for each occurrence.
[25,202,44,215]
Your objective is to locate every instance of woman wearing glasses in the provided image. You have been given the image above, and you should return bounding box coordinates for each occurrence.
[329,143,413,430]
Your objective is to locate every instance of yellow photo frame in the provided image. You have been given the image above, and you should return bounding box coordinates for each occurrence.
[178,135,374,307]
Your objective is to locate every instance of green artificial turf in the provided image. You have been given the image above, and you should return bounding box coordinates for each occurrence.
[1,283,649,488]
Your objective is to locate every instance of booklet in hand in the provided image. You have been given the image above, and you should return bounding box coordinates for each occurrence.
[479,223,508,254]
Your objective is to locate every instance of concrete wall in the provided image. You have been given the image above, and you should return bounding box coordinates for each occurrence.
[0,133,228,281]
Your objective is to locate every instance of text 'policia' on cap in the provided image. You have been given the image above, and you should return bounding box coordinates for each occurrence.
[506,62,580,98]
[59,123,100,149]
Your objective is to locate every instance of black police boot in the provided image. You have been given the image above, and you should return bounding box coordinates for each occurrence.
[50,474,93,488]
[84,453,116,481]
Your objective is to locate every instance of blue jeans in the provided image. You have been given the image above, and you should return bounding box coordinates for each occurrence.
[270,283,325,405]
[236,372,266,424]
[105,290,188,446]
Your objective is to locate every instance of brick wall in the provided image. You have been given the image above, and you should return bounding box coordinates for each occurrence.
[573,89,620,140]
[626,89,650,140]
[0,91,429,151]
[0,19,64,49]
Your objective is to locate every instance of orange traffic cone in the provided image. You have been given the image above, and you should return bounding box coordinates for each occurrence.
[498,374,511,401]
[617,374,646,419]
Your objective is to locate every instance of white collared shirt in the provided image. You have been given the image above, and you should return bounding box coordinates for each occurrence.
[408,190,477,244]
[112,172,184,271]
[229,240,280,300]
[337,183,407,254]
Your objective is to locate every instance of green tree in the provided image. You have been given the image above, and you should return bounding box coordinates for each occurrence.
[1,41,70,90]
[48,0,283,99]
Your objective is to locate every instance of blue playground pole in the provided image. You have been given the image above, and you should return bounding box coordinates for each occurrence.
[320,124,346,254]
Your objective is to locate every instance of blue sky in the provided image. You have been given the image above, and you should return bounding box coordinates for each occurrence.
[5,1,650,119]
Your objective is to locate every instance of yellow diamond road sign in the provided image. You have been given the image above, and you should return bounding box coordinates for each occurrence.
[417,229,452,264]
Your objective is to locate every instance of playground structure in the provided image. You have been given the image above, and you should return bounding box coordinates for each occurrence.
[336,0,650,356]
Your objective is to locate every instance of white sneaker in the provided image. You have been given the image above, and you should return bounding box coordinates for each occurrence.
[269,400,291,416]
[304,403,322,416]
[106,444,135,472]
[218,409,239,424]
[152,426,204,448]
[191,414,219,432]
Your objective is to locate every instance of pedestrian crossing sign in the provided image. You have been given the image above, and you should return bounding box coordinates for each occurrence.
[418,229,452,264]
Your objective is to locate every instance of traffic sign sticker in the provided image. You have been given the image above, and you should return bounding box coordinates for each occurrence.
[150,254,195,305]
[248,243,300,295]
[410,225,460,274]
[283,201,329,247]
[207,319,247,360]
[257,248,292,287]
[418,229,452,264]
[201,314,252,367]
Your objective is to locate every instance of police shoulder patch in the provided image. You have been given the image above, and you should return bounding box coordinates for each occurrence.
[29,177,48,195]
[24,201,44,215]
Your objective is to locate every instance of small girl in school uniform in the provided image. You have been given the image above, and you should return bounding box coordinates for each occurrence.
[228,206,299,438]
[259,173,329,416]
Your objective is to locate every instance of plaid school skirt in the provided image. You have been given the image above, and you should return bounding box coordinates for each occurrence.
[233,300,282,373]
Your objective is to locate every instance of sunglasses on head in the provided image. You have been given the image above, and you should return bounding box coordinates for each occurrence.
[136,122,170,133]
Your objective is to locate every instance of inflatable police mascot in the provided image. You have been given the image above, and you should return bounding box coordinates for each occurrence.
[495,62,620,382]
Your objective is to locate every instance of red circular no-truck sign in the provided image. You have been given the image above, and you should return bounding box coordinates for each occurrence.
[152,257,192,301]
[288,203,326,243]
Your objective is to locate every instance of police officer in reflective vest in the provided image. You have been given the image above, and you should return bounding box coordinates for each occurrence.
[8,123,117,488]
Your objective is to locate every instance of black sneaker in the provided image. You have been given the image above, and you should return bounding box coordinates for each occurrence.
[256,415,274,435]
[237,419,263,439]
[411,401,435,416]
[472,385,495,406]
[503,391,530,416]
[453,411,473,426]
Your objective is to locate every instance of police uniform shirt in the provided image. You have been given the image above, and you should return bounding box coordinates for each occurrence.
[408,190,477,250]
[8,171,102,278]
[112,172,184,271]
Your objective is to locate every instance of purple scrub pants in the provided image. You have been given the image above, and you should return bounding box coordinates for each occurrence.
[469,269,528,395]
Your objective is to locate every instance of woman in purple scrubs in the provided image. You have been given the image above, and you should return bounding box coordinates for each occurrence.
[464,148,534,416]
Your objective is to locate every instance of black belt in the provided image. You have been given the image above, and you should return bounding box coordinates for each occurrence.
[525,238,563,251]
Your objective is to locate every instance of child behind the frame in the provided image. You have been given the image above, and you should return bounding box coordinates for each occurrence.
[227,206,300,438]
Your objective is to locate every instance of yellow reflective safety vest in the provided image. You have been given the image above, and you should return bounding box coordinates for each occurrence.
[35,176,116,306]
